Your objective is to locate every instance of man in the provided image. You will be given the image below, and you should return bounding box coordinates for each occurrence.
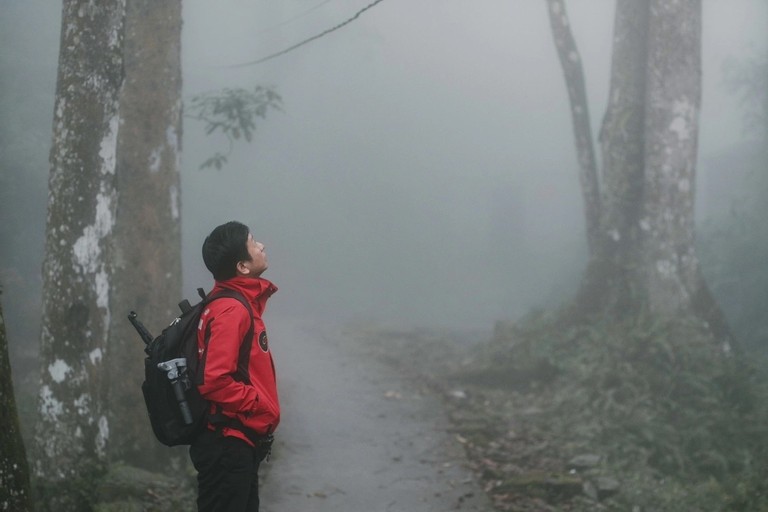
[190,221,280,512]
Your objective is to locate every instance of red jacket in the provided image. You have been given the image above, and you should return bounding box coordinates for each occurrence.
[196,276,279,446]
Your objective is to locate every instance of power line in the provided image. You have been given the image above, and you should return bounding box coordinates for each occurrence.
[252,0,335,39]
[230,0,387,67]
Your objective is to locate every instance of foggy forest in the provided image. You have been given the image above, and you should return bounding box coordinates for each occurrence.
[1,0,767,511]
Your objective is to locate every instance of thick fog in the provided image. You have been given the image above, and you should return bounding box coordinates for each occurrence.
[179,0,766,331]
[1,0,766,355]
[2,5,767,508]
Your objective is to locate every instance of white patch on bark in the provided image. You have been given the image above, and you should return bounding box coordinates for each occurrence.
[95,269,109,310]
[568,51,579,62]
[669,98,696,142]
[609,229,620,242]
[170,185,180,219]
[678,178,690,192]
[639,218,651,231]
[166,123,181,172]
[100,114,120,175]
[77,3,90,18]
[73,192,114,274]
[39,385,64,421]
[107,15,122,49]
[74,394,91,416]
[55,98,67,129]
[95,416,109,457]
[89,348,103,365]
[48,359,72,384]
[669,117,690,141]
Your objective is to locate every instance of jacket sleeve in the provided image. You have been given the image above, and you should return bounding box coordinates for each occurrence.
[197,301,260,414]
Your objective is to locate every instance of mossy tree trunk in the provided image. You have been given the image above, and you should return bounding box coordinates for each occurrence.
[546,0,732,349]
[0,292,32,511]
[108,0,184,470]
[34,0,125,509]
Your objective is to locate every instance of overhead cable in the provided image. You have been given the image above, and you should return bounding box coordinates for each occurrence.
[230,0,387,67]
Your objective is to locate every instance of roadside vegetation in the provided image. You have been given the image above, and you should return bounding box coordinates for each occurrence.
[353,307,768,511]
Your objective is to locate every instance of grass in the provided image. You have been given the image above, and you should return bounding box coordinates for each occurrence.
[351,311,768,511]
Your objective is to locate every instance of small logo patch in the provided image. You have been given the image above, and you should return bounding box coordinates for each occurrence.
[259,331,269,352]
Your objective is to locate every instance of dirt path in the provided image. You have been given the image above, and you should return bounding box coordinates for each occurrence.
[259,315,491,512]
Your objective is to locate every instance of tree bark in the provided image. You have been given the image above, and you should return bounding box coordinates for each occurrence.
[588,0,651,316]
[641,0,701,313]
[34,0,125,508]
[641,0,731,348]
[108,0,184,469]
[548,0,733,349]
[0,292,32,511]
[545,0,601,254]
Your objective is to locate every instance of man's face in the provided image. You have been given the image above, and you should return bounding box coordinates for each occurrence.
[238,233,268,277]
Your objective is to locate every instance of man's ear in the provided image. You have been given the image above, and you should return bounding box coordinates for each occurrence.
[236,260,249,276]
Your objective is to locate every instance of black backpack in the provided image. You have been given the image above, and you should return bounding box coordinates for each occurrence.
[128,288,254,447]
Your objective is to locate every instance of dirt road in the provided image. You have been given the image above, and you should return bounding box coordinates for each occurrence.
[259,315,491,512]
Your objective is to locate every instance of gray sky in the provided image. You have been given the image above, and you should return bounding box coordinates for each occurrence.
[177,0,767,331]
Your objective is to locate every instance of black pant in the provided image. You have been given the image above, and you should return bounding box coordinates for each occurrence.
[189,429,268,512]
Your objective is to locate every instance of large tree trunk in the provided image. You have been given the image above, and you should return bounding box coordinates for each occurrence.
[549,0,733,349]
[108,0,184,469]
[640,0,730,346]
[34,0,125,508]
[0,292,32,511]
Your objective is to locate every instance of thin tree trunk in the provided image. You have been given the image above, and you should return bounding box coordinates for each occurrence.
[545,0,601,254]
[34,0,125,508]
[0,292,32,511]
[109,0,184,469]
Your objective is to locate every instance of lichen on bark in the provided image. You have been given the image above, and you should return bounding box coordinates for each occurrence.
[34,1,126,507]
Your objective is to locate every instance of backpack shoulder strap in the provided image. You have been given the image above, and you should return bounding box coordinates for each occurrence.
[207,289,253,317]
[200,289,267,440]
[205,289,255,384]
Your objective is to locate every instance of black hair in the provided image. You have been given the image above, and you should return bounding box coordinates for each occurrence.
[201,221,251,281]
